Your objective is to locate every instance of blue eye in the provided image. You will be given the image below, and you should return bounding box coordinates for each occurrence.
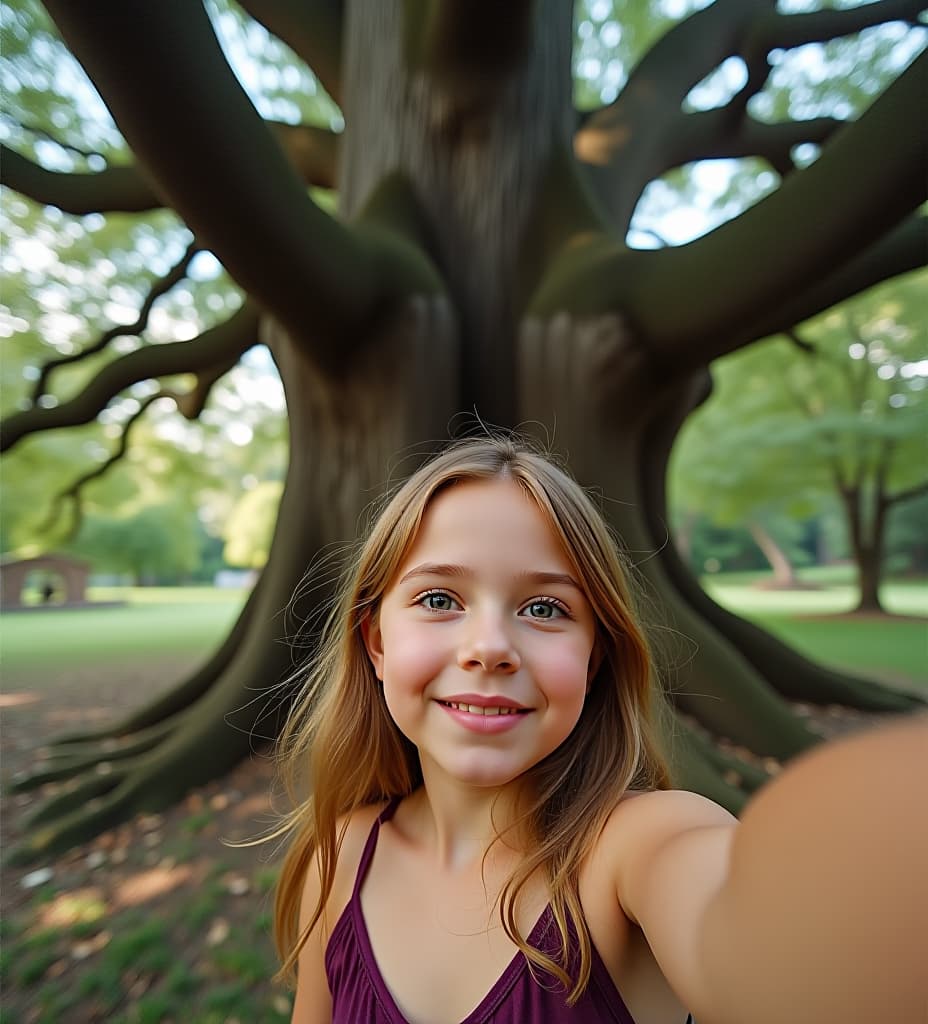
[522,599,565,620]
[418,591,458,612]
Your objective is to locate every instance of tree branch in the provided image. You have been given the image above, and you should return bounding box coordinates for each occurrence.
[574,0,771,228]
[34,239,200,401]
[749,0,926,53]
[887,478,928,507]
[1,301,260,453]
[0,144,162,214]
[535,48,926,367]
[608,52,925,370]
[732,213,927,349]
[38,392,165,540]
[664,110,843,178]
[783,328,816,355]
[575,0,922,227]
[39,0,393,352]
[2,123,339,214]
[167,352,244,421]
[6,117,104,160]
[236,0,344,105]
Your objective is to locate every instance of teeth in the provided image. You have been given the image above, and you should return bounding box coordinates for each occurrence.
[445,701,520,715]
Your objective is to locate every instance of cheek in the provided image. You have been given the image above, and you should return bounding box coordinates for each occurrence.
[541,640,595,694]
[381,631,444,692]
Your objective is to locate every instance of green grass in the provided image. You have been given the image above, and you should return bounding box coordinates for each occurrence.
[0,586,248,672]
[2,864,286,1023]
[703,569,927,685]
[703,573,928,617]
[752,614,927,684]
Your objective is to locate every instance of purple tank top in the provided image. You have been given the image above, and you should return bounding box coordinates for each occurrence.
[324,799,639,1024]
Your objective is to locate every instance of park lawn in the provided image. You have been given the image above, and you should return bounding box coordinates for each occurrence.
[0,587,249,673]
[748,614,926,687]
[703,573,927,687]
[703,572,928,617]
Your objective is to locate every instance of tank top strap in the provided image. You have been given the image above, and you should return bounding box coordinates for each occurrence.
[350,796,402,901]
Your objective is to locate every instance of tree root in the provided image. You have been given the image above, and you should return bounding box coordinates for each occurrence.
[682,724,773,794]
[20,772,124,831]
[11,769,148,865]
[9,715,250,864]
[659,542,924,714]
[13,721,177,791]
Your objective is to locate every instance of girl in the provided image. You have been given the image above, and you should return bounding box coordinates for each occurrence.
[273,436,925,1024]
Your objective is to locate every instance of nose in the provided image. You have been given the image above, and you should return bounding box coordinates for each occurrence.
[457,610,521,674]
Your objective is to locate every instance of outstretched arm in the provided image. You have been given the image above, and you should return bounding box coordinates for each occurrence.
[698,716,927,1024]
[615,717,927,1023]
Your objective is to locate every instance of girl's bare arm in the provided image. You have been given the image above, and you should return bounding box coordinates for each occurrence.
[698,715,927,1024]
[612,716,927,1024]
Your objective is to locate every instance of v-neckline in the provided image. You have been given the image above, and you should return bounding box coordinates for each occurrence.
[338,797,554,1024]
[350,888,554,1024]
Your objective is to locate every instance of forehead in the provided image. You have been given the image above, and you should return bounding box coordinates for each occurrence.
[400,477,573,570]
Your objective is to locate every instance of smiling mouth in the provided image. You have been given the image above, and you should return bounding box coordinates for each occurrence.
[438,700,529,717]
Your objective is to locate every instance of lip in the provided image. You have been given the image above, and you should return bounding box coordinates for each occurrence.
[435,696,531,735]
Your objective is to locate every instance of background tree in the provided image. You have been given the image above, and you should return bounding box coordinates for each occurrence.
[672,269,928,609]
[1,0,925,858]
[222,479,284,570]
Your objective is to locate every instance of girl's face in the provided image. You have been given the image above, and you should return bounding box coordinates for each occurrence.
[363,478,598,791]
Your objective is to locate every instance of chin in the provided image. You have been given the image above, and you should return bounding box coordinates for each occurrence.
[439,756,531,790]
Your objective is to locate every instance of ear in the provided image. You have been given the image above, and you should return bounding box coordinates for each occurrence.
[361,609,384,681]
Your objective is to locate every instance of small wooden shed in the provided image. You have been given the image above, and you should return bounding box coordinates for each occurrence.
[0,553,91,609]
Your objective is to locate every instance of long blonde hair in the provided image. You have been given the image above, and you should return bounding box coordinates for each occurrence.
[273,435,671,1002]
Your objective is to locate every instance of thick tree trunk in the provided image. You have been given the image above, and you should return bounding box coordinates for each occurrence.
[338,0,572,424]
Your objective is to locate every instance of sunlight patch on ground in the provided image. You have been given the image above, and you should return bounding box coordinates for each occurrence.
[0,691,41,707]
[115,863,194,908]
[39,887,107,928]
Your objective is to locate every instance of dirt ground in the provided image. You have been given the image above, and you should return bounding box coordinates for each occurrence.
[0,656,886,1023]
[1,656,291,1023]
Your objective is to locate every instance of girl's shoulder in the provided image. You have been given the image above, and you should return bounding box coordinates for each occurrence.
[591,788,737,910]
[291,802,390,1022]
[583,789,737,1017]
[297,801,389,941]
[607,786,736,828]
[322,802,390,922]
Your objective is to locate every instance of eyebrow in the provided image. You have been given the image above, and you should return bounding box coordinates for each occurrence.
[398,563,582,590]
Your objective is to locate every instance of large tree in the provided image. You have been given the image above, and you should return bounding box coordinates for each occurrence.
[2,0,925,859]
